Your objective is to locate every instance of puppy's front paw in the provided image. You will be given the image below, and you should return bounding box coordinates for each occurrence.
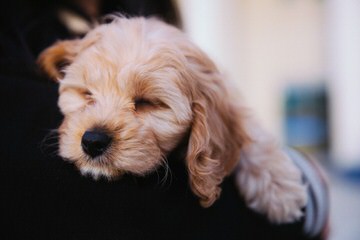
[236,153,307,224]
[254,176,306,223]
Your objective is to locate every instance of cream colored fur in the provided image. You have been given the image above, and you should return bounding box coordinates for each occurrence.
[236,118,307,223]
[38,16,307,223]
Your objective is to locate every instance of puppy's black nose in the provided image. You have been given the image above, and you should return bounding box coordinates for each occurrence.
[81,130,112,158]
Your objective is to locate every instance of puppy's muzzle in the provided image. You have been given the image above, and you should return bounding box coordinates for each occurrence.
[81,130,112,158]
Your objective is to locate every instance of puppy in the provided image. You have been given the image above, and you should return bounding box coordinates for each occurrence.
[38,16,307,224]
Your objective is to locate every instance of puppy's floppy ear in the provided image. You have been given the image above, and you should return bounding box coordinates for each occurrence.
[37,39,82,81]
[37,35,97,81]
[185,48,249,207]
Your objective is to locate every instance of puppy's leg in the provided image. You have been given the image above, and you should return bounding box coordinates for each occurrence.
[236,117,307,223]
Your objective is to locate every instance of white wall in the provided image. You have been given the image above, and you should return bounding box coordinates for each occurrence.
[325,0,360,168]
[176,0,325,140]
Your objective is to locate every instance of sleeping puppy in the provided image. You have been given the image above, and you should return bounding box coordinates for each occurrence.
[38,16,307,224]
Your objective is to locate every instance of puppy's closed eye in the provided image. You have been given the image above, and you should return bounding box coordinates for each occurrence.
[83,90,92,97]
[80,89,93,102]
[134,97,168,112]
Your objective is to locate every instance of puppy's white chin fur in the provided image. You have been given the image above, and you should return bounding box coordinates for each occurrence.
[79,165,122,180]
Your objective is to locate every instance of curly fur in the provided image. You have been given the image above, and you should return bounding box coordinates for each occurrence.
[38,16,307,223]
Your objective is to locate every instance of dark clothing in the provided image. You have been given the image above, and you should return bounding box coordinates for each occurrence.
[0,1,321,239]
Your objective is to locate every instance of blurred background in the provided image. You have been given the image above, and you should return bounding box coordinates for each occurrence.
[176,0,360,239]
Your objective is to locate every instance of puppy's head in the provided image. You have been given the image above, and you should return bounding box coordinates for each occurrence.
[38,17,248,207]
